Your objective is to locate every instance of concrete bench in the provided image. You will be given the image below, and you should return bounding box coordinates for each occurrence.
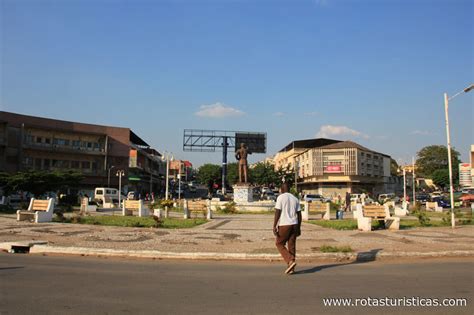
[357,205,400,232]
[426,201,442,212]
[17,198,55,223]
[122,200,149,217]
[184,199,212,219]
[302,201,330,221]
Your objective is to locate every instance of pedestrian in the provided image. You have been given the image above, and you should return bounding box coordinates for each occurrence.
[344,192,351,212]
[361,192,366,205]
[273,182,301,275]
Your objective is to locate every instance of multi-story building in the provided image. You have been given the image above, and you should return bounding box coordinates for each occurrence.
[459,162,472,187]
[294,140,392,197]
[273,138,341,171]
[169,160,193,181]
[0,111,165,195]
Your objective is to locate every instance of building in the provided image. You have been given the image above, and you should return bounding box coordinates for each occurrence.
[0,111,165,195]
[459,162,472,187]
[273,138,341,171]
[294,140,392,197]
[169,160,193,181]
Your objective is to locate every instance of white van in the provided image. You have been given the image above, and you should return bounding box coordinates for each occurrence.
[94,187,120,207]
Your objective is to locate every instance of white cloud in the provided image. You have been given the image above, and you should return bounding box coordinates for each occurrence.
[316,125,369,139]
[195,102,245,118]
[410,130,433,136]
[273,112,285,117]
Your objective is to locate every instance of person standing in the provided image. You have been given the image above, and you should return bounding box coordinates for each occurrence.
[273,183,301,275]
[344,191,351,212]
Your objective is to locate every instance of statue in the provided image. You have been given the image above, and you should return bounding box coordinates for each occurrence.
[235,143,251,183]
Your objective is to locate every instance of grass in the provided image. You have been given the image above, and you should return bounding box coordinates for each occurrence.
[319,245,353,253]
[307,219,358,230]
[54,215,208,229]
[307,217,472,230]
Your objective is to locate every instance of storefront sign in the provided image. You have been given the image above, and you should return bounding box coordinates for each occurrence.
[324,165,342,173]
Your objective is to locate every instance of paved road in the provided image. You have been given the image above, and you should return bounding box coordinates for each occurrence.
[0,254,472,315]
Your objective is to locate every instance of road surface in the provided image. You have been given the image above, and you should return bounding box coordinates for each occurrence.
[0,254,472,314]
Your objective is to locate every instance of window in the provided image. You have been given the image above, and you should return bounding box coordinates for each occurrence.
[87,142,93,149]
[72,140,81,147]
[92,162,98,170]
[45,138,51,144]
[35,158,42,169]
[44,159,50,168]
[82,161,91,169]
[36,137,43,144]
[71,161,80,168]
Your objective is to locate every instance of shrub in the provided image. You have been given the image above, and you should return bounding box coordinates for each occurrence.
[222,202,237,214]
[320,245,353,253]
[412,202,430,226]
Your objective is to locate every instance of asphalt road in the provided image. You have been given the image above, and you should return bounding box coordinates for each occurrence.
[0,254,472,315]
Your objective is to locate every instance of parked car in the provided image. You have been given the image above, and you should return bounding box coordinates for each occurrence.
[378,193,399,204]
[304,194,329,203]
[261,191,277,201]
[415,193,430,204]
[188,186,197,193]
[431,197,450,208]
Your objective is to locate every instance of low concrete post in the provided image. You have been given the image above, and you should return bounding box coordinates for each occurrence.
[302,201,309,221]
[183,199,190,219]
[323,203,331,220]
[206,200,213,220]
[353,204,363,220]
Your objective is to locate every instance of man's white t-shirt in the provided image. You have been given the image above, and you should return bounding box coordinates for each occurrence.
[275,192,300,226]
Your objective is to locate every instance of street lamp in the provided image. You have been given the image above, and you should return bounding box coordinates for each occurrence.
[444,83,473,229]
[116,169,125,207]
[161,152,174,200]
[107,165,115,187]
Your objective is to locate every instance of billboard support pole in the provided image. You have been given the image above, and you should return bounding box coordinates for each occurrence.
[222,136,228,195]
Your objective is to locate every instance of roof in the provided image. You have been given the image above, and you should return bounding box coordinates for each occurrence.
[278,138,341,152]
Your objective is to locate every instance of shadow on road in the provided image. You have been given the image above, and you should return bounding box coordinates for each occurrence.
[294,248,383,275]
[0,266,25,271]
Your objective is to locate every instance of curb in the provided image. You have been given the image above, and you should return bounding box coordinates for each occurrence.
[1,242,472,261]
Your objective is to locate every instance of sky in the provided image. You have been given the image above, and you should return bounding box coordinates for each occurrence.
[1,0,473,167]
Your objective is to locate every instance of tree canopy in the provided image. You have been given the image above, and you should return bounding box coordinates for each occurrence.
[0,171,84,196]
[416,145,460,180]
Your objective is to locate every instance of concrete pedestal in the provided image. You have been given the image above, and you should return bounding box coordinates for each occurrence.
[233,184,253,203]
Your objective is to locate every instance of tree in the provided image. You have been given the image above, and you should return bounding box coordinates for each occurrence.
[196,164,221,189]
[416,145,461,180]
[0,171,83,196]
[250,162,279,186]
[432,169,450,188]
[226,162,239,186]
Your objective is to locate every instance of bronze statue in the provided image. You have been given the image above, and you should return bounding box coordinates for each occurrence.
[235,143,251,183]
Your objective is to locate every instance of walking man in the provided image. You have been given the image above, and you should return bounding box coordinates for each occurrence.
[273,183,301,274]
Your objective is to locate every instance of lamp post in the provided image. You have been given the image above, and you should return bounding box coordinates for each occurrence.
[107,165,115,187]
[116,169,125,207]
[444,84,473,229]
[412,157,416,206]
[161,152,174,200]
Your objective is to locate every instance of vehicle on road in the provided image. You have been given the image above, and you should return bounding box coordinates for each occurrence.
[261,191,277,201]
[415,193,430,204]
[94,187,120,205]
[431,196,451,208]
[304,194,330,203]
[378,193,399,204]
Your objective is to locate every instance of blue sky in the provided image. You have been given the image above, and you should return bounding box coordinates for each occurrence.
[1,0,473,167]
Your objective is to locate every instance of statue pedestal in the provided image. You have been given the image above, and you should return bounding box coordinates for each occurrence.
[233,184,253,203]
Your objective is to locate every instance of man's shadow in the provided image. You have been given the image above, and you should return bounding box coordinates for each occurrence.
[293,248,382,275]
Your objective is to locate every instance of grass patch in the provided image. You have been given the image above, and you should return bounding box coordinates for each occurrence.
[307,219,358,230]
[54,215,207,229]
[319,245,353,253]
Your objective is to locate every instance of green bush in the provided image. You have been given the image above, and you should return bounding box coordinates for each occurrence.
[0,204,15,214]
[412,202,430,226]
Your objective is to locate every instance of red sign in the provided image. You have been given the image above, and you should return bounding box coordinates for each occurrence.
[325,165,342,173]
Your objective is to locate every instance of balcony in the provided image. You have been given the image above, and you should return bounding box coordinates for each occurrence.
[23,142,106,156]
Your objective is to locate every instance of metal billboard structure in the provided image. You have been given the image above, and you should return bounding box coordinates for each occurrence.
[183,129,267,193]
